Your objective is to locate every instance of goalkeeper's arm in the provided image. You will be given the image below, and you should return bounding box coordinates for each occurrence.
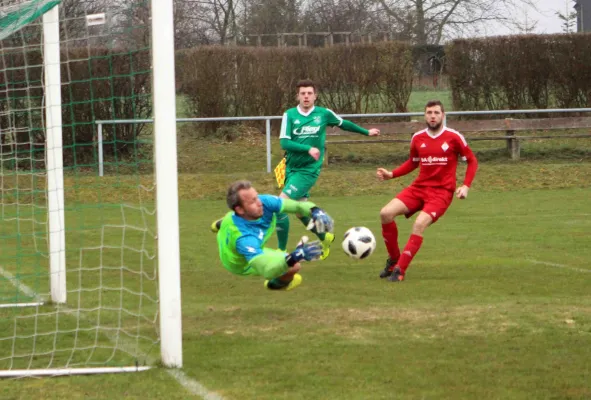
[280,198,334,233]
[280,198,316,217]
[248,240,322,280]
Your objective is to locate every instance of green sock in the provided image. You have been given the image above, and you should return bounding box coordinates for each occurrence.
[266,277,290,290]
[298,215,326,241]
[276,213,290,251]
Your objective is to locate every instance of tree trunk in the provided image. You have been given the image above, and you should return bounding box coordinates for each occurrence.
[414,0,427,45]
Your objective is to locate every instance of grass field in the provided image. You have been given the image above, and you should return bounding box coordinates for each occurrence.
[2,90,591,398]
[1,163,591,399]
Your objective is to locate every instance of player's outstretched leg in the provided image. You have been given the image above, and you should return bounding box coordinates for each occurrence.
[265,254,303,291]
[210,218,223,233]
[387,234,424,283]
[264,273,302,291]
[380,221,401,278]
[387,267,404,282]
[320,232,335,260]
[276,213,290,251]
[379,257,398,278]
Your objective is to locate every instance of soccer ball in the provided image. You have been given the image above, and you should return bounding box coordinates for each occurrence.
[341,227,376,259]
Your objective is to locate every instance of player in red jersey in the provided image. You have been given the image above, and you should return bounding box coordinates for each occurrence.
[376,100,478,282]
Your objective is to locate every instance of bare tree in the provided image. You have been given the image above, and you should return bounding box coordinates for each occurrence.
[301,0,379,33]
[375,0,538,44]
[241,0,302,36]
[183,0,239,45]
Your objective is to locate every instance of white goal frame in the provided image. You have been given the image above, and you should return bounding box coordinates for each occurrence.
[0,0,182,377]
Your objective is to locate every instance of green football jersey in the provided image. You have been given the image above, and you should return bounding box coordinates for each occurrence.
[279,106,343,172]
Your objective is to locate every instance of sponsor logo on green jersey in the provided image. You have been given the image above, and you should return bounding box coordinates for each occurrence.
[293,126,321,135]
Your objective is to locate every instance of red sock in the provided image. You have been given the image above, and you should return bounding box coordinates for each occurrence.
[397,234,423,274]
[381,222,400,262]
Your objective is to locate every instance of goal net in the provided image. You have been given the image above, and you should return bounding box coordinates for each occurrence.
[0,0,182,377]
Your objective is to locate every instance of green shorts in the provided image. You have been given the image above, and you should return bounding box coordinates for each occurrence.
[282,170,318,200]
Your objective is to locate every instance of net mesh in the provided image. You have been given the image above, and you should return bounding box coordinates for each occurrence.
[0,0,159,372]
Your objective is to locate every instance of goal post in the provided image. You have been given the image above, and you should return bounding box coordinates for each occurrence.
[152,0,183,368]
[43,4,66,306]
[0,0,182,376]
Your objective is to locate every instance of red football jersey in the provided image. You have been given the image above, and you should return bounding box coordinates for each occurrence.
[409,127,475,191]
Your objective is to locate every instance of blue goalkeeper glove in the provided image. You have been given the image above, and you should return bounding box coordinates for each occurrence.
[285,236,322,266]
[306,206,334,233]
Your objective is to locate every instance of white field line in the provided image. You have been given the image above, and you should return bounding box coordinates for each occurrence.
[166,369,225,400]
[0,266,223,399]
[527,259,591,274]
[0,267,42,299]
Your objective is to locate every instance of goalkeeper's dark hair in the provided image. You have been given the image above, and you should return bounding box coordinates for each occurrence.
[296,79,316,93]
[226,180,252,211]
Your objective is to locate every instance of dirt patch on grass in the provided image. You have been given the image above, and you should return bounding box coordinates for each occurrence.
[197,304,591,341]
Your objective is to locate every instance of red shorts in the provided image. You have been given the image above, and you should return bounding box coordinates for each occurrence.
[396,185,453,223]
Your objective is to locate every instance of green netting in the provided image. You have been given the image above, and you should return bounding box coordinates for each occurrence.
[0,1,159,372]
[0,0,60,41]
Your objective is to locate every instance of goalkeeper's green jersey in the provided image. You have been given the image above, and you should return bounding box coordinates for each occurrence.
[217,194,282,275]
[279,105,369,174]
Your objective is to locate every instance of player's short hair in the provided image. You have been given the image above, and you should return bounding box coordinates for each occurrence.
[226,180,252,211]
[296,79,316,93]
[425,100,444,113]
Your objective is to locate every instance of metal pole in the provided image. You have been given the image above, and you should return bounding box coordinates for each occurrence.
[98,123,104,177]
[266,119,271,173]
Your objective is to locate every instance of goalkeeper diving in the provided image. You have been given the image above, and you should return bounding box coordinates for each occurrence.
[216,180,334,291]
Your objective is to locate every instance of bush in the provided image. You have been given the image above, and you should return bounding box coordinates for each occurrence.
[448,33,591,112]
[175,42,414,136]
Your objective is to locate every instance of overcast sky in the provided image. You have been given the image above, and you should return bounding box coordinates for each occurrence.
[527,0,573,33]
[501,0,574,34]
[443,0,573,41]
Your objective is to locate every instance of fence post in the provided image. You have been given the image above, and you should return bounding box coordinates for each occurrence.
[98,123,104,176]
[507,130,520,160]
[504,118,520,160]
[266,119,271,173]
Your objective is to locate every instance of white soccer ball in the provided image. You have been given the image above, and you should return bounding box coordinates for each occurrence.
[341,227,377,259]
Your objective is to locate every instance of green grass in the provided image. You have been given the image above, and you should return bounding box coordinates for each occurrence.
[4,188,591,399]
[177,188,591,400]
[1,172,591,398]
[2,90,591,397]
[408,89,453,112]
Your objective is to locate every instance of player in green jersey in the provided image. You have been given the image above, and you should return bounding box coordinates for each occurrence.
[276,79,380,259]
[216,180,334,291]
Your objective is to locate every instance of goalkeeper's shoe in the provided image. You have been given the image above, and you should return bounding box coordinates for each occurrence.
[319,232,335,261]
[379,257,398,278]
[264,273,302,291]
[210,218,222,233]
[387,267,405,283]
